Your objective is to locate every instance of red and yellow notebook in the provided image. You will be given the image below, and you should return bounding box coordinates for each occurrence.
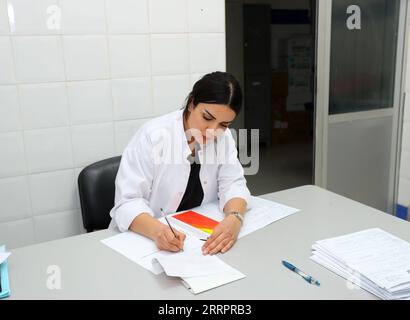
[172,210,219,234]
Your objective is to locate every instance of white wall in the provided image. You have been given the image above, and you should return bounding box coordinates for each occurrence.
[225,1,244,130]
[0,0,226,248]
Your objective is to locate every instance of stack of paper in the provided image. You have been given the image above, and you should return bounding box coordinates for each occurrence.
[311,228,410,300]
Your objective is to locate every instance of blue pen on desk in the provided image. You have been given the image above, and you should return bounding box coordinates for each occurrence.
[282,260,320,286]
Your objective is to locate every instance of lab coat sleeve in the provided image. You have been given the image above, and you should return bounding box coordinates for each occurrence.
[217,130,251,213]
[110,131,155,232]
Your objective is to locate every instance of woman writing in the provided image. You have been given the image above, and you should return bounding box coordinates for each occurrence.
[109,71,250,255]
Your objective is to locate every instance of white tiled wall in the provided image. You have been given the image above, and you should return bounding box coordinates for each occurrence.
[0,0,226,248]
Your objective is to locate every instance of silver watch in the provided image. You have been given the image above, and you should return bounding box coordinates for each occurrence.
[229,211,244,225]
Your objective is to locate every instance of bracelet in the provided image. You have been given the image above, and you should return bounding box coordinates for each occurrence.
[229,211,244,225]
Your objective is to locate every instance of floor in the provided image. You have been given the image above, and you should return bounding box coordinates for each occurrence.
[243,139,314,196]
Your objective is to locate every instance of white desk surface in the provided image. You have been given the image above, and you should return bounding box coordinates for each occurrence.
[6,185,410,299]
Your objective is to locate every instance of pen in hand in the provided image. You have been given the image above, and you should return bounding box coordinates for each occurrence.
[282,260,320,286]
[160,208,177,237]
[160,208,183,251]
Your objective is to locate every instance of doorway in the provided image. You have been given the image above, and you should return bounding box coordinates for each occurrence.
[315,0,405,213]
[226,0,316,195]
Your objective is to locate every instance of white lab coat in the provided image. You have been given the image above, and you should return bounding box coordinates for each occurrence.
[109,109,251,232]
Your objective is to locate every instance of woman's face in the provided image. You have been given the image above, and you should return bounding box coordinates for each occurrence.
[185,102,236,145]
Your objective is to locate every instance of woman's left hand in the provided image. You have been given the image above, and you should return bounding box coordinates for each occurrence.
[202,214,241,255]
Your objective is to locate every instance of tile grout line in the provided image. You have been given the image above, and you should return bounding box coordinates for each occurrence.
[103,0,117,158]
[7,30,37,243]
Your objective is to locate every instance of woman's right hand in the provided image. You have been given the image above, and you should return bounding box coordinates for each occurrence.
[154,224,186,252]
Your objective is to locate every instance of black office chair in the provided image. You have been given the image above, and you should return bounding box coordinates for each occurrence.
[78,156,121,232]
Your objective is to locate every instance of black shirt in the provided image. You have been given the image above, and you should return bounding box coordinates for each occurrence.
[176,152,204,212]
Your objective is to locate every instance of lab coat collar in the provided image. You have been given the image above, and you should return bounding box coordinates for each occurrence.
[176,109,208,165]
[176,109,194,163]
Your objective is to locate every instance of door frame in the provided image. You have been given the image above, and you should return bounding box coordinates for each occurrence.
[393,1,410,214]
[314,0,408,214]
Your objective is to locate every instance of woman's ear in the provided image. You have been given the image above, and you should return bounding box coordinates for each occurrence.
[188,102,194,112]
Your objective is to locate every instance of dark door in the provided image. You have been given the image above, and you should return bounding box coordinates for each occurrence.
[243,4,272,145]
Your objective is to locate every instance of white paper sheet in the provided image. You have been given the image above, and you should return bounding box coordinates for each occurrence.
[181,265,246,294]
[101,230,160,264]
[152,247,235,278]
[101,228,204,274]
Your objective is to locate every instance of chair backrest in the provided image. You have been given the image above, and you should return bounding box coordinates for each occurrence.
[78,156,121,232]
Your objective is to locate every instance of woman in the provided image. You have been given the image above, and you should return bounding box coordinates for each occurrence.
[109,71,250,255]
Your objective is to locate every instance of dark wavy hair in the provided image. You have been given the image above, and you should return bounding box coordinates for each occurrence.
[183,71,243,118]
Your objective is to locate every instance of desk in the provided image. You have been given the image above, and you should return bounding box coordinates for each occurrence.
[6,185,410,299]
